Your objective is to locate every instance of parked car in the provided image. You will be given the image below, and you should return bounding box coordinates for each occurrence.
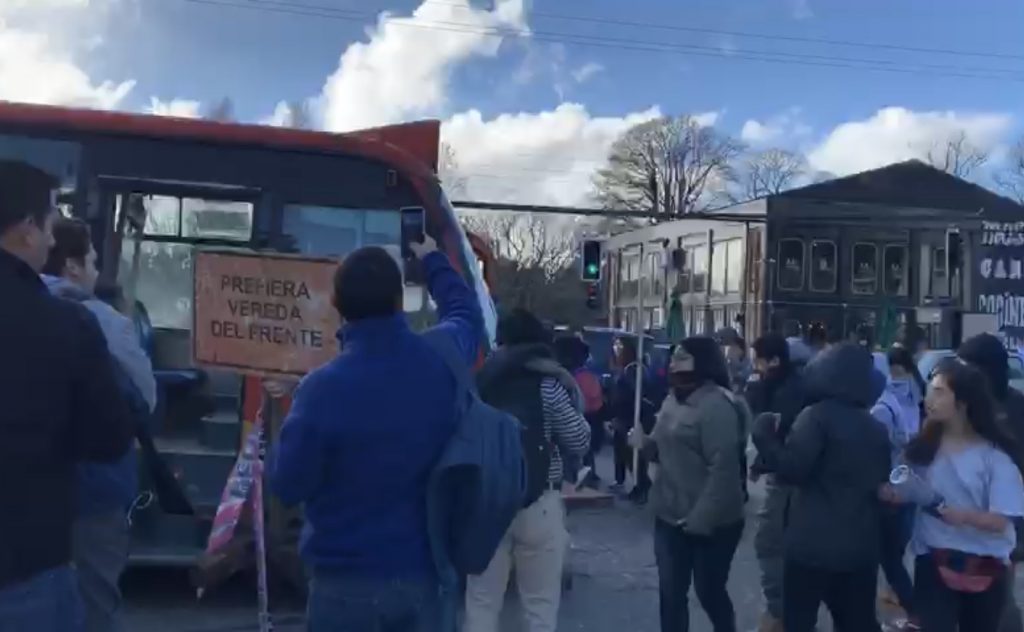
[917,348,1024,393]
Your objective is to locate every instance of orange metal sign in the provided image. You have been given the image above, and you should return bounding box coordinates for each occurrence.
[193,250,339,376]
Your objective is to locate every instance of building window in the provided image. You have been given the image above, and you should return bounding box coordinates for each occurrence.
[809,240,837,293]
[711,242,727,294]
[693,308,706,335]
[692,245,708,294]
[883,244,909,296]
[712,307,726,332]
[929,246,949,297]
[777,238,804,291]
[675,248,691,294]
[851,242,879,295]
[726,240,743,293]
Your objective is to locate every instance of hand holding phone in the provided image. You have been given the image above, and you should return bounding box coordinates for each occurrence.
[409,234,438,260]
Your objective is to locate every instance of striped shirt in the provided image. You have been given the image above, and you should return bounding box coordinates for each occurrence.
[541,377,592,485]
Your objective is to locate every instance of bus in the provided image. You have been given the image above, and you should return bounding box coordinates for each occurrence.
[0,102,497,567]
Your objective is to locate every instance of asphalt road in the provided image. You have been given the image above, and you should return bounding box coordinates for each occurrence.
[123,468,769,632]
[122,462,1024,632]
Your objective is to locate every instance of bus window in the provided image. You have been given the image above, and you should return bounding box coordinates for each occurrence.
[116,193,255,330]
[280,204,431,316]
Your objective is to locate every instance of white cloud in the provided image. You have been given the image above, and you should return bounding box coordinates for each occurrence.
[318,0,527,131]
[262,101,294,127]
[808,106,1013,176]
[442,103,660,206]
[571,62,604,84]
[740,108,812,145]
[145,97,201,118]
[693,111,721,127]
[0,0,134,110]
[0,22,134,109]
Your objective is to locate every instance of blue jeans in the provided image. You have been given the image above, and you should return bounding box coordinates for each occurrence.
[0,565,83,632]
[307,571,442,632]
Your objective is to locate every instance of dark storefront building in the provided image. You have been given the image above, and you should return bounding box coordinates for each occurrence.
[605,160,1024,349]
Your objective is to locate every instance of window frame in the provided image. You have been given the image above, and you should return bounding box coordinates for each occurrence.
[851,241,880,295]
[777,238,806,291]
[809,239,838,293]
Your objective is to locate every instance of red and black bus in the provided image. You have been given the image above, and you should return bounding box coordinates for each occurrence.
[0,102,497,565]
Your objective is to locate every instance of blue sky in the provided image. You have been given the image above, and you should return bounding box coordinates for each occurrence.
[4,0,1024,204]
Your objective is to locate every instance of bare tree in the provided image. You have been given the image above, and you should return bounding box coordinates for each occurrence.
[205,97,235,123]
[438,142,467,198]
[728,148,807,202]
[594,115,742,215]
[286,100,311,129]
[924,130,989,179]
[460,213,578,314]
[996,137,1024,203]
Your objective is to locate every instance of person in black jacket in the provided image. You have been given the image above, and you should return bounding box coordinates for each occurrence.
[752,343,891,632]
[0,160,133,630]
[746,333,807,632]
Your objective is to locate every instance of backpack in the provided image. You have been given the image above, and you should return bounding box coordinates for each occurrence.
[425,333,527,576]
[573,368,604,414]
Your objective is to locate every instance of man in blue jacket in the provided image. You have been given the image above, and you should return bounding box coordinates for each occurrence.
[0,160,133,631]
[42,217,157,632]
[270,234,483,631]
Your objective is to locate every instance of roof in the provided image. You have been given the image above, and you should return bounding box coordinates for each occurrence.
[0,101,440,181]
[777,159,1024,215]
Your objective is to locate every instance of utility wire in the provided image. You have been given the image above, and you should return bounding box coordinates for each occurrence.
[417,0,1024,62]
[182,0,1024,82]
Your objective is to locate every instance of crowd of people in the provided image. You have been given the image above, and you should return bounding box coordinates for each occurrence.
[6,152,1024,632]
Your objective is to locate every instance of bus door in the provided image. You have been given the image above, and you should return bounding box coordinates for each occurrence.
[96,177,262,563]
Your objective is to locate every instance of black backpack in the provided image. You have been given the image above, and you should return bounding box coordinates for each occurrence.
[478,358,555,508]
[520,398,553,507]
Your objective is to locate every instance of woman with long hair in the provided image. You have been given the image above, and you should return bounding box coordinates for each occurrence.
[631,336,748,632]
[902,359,1024,631]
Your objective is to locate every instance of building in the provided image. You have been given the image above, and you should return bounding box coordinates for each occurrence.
[604,160,1024,348]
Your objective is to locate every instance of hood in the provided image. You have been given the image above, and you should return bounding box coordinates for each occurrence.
[480,343,553,380]
[958,333,1009,400]
[41,274,91,302]
[805,343,883,407]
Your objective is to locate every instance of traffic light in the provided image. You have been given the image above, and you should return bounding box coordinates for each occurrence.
[581,239,601,282]
[586,282,600,310]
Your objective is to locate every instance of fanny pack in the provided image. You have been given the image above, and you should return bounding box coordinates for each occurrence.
[931,548,1006,593]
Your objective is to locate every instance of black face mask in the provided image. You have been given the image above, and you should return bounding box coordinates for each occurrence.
[671,373,701,402]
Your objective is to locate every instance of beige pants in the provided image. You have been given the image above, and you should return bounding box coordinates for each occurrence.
[462,490,569,632]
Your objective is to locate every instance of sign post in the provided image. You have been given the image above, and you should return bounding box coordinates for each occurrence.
[193,248,340,630]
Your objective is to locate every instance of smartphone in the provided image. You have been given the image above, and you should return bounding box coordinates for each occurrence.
[400,206,426,260]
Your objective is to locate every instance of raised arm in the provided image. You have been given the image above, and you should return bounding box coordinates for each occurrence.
[414,236,484,366]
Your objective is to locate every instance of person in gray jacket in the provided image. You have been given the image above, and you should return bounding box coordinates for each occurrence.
[42,217,156,632]
[631,336,749,632]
